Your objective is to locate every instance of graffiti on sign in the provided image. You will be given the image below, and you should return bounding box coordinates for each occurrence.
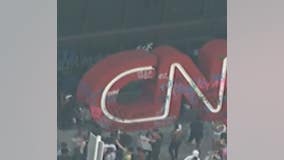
[58,49,101,73]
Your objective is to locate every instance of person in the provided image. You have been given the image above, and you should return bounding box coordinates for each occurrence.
[104,148,116,160]
[119,132,134,149]
[111,130,127,160]
[220,132,227,145]
[221,147,227,160]
[72,131,88,160]
[187,116,204,149]
[178,99,196,123]
[138,132,153,160]
[183,150,201,160]
[219,132,227,160]
[82,134,90,160]
[150,129,163,160]
[104,143,117,154]
[57,142,71,160]
[74,104,90,127]
[122,148,133,160]
[210,132,226,160]
[59,94,76,129]
[136,147,146,160]
[169,123,183,160]
[213,122,226,140]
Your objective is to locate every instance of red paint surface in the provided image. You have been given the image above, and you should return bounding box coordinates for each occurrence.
[77,39,227,131]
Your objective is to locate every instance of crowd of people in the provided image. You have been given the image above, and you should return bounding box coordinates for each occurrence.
[57,94,227,160]
[57,129,89,160]
[58,123,226,160]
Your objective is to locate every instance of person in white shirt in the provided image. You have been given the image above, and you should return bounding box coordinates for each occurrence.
[138,132,155,160]
[184,150,201,160]
[139,133,152,152]
[103,143,117,154]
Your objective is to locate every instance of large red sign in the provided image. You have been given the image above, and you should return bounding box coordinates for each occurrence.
[77,39,227,131]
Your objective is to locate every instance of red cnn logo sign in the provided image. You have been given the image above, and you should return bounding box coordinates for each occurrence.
[77,39,227,131]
